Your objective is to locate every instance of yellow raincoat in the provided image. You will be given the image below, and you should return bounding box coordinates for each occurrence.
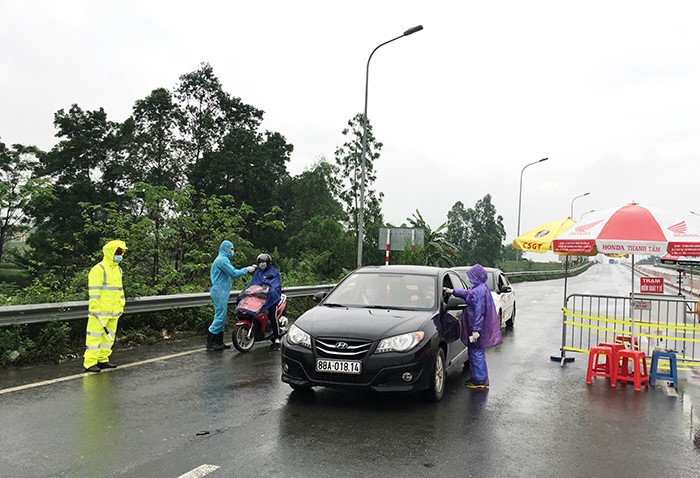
[83,240,127,369]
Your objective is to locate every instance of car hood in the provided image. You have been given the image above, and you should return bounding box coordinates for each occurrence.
[294,305,433,340]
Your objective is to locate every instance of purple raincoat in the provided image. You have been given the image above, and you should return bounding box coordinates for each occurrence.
[452,264,503,349]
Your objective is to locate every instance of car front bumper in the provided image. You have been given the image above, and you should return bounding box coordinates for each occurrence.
[281,339,435,393]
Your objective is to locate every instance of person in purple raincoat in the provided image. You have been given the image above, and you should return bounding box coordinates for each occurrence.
[444,264,502,389]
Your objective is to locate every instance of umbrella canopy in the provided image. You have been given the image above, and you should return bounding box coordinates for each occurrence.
[660,252,700,266]
[552,201,700,347]
[552,202,700,257]
[512,218,576,254]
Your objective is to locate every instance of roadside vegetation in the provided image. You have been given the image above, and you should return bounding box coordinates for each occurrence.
[0,63,583,367]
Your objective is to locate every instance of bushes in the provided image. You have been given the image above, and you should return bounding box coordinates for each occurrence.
[0,321,74,366]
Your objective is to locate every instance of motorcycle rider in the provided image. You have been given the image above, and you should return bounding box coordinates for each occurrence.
[246,253,283,350]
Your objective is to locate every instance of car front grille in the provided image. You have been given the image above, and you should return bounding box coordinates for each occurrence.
[314,338,373,359]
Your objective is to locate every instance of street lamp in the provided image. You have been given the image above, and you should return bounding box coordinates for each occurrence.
[516,157,549,267]
[356,25,424,269]
[580,209,595,220]
[570,192,590,218]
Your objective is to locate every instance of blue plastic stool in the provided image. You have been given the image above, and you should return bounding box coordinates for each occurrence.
[649,350,678,391]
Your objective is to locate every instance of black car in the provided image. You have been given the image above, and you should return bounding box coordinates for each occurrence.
[281,265,469,401]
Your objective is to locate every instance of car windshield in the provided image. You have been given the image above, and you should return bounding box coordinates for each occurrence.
[324,272,438,310]
[457,269,496,292]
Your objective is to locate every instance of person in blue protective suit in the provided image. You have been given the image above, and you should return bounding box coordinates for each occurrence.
[444,264,502,389]
[245,253,283,350]
[207,240,254,351]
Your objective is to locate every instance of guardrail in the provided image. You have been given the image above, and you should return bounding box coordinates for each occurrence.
[0,262,594,327]
[0,285,336,327]
[505,262,591,277]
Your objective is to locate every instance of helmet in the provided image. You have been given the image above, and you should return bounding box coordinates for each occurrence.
[256,253,272,271]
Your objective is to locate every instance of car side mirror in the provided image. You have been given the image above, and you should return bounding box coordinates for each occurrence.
[500,285,512,293]
[313,291,328,303]
[445,296,466,310]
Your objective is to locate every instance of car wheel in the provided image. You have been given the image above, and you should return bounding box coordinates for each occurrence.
[506,303,516,328]
[422,348,446,402]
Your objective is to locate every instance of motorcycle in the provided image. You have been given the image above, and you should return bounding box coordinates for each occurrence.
[232,284,288,352]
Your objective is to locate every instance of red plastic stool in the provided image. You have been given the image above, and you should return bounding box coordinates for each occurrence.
[586,345,616,386]
[615,349,649,391]
[599,342,625,377]
[615,335,639,350]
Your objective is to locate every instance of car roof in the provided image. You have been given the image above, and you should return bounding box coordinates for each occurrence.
[356,265,451,275]
[451,265,500,273]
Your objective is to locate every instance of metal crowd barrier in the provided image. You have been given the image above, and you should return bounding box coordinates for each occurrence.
[0,285,336,327]
[559,293,700,370]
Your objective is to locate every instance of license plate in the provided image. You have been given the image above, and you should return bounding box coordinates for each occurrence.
[315,359,362,374]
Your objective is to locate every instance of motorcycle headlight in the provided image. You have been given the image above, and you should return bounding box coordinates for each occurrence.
[287,324,312,349]
[375,331,425,354]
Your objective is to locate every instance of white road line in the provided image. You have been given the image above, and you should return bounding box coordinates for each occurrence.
[177,464,220,478]
[0,347,206,396]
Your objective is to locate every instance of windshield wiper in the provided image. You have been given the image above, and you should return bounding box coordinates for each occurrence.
[360,305,414,310]
[323,302,347,308]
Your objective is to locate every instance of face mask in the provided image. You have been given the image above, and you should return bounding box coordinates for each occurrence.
[228,250,235,258]
[114,255,123,264]
[258,262,267,271]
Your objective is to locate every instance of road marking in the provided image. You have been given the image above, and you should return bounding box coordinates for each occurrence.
[177,464,220,478]
[0,348,205,396]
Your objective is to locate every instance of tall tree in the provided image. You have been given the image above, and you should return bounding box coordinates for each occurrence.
[29,105,124,275]
[129,87,182,189]
[446,201,472,265]
[463,194,506,266]
[334,113,384,241]
[175,62,264,171]
[0,141,50,269]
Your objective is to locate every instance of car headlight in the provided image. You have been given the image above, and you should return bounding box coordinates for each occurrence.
[375,331,425,353]
[287,324,312,349]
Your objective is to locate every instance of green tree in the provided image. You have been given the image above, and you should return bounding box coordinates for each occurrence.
[463,194,506,266]
[445,201,471,265]
[0,141,50,269]
[129,87,182,189]
[402,210,459,267]
[175,62,264,170]
[280,159,346,240]
[28,105,124,278]
[334,114,384,241]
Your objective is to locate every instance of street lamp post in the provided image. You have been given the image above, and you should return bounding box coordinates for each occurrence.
[516,157,549,268]
[570,192,590,218]
[580,209,595,220]
[356,25,424,269]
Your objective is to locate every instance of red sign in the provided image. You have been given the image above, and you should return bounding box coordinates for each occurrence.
[640,277,664,294]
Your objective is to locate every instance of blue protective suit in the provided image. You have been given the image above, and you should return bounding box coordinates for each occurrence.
[208,240,249,334]
[452,264,503,386]
[245,265,282,313]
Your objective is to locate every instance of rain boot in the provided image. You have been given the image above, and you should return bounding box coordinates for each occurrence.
[206,331,224,351]
[216,332,231,349]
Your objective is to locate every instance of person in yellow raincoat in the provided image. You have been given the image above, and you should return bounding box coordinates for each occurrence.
[83,240,127,373]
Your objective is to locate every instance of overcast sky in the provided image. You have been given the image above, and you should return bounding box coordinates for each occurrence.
[2,1,700,260]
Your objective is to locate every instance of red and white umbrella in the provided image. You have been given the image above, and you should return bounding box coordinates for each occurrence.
[552,202,700,346]
[552,202,700,257]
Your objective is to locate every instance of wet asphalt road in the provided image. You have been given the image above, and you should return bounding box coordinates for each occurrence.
[1,263,699,477]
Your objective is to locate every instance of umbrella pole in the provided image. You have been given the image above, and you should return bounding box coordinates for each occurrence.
[630,255,636,347]
[551,254,575,366]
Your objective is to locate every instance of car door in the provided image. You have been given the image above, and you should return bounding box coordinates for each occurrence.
[442,272,467,367]
[496,271,514,320]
